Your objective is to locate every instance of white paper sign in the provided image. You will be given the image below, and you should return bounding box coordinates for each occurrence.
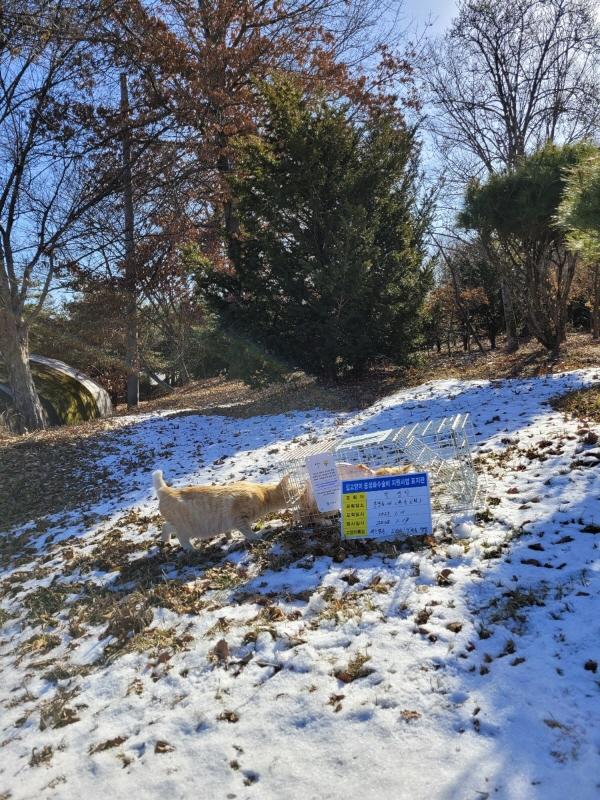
[305,453,340,513]
[341,472,433,540]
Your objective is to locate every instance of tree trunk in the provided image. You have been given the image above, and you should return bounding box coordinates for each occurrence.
[500,277,519,352]
[548,336,561,361]
[120,73,139,409]
[141,360,175,394]
[524,248,575,357]
[0,310,46,431]
[592,264,600,340]
[217,135,242,268]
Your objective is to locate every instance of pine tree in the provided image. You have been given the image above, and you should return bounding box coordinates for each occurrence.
[200,80,431,380]
[460,142,598,355]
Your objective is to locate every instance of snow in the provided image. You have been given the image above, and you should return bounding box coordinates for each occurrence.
[1,370,600,799]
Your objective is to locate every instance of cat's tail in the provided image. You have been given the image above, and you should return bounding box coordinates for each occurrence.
[152,469,168,494]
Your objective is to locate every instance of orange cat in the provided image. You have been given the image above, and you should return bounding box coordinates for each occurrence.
[338,463,415,478]
[153,470,291,550]
[371,464,414,476]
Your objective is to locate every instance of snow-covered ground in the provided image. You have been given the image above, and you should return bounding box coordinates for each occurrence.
[1,371,599,800]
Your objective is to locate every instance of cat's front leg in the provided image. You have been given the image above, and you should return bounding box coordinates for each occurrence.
[177,533,196,551]
[238,519,261,542]
[161,522,175,543]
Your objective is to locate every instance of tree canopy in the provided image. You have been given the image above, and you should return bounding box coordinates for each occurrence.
[199,80,431,379]
[557,152,600,257]
[460,142,600,353]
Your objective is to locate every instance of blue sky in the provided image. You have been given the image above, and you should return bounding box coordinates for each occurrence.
[401,0,457,33]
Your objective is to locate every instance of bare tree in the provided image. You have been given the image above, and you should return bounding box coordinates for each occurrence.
[0,1,125,430]
[112,0,417,270]
[424,0,600,351]
[427,0,600,175]
[119,72,139,408]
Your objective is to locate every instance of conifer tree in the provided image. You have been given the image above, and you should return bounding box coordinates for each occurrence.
[200,80,431,380]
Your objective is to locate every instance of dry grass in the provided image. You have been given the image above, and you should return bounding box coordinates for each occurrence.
[16,633,61,658]
[0,608,12,627]
[485,587,548,628]
[39,687,81,731]
[0,530,40,570]
[42,662,96,683]
[315,586,379,626]
[551,385,600,423]
[107,625,193,661]
[29,744,54,767]
[334,652,374,683]
[22,584,74,627]
[88,736,128,755]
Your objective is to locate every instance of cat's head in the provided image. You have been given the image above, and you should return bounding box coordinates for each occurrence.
[277,473,309,505]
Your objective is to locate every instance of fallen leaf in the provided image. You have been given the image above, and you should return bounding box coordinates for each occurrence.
[89,736,128,754]
[446,621,463,634]
[217,710,239,723]
[415,608,432,625]
[211,639,230,665]
[437,568,454,586]
[156,651,172,664]
[400,709,421,722]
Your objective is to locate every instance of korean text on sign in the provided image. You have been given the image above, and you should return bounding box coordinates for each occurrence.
[341,472,433,540]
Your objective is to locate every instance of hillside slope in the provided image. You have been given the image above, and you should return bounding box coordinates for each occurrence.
[1,370,599,800]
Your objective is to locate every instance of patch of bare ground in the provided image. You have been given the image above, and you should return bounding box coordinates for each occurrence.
[405,331,600,385]
[0,436,118,535]
[551,385,600,424]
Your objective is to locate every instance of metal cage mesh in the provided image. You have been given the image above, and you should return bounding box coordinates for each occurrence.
[278,435,339,525]
[278,413,484,529]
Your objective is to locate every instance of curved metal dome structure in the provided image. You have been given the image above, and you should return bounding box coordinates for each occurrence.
[0,354,112,426]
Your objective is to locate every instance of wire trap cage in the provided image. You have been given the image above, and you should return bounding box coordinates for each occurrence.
[278,413,484,529]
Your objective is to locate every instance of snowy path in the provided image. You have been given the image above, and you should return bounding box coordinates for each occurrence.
[1,371,599,800]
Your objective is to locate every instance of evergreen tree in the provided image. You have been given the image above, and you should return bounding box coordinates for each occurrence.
[557,151,600,339]
[460,142,598,355]
[200,81,431,380]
